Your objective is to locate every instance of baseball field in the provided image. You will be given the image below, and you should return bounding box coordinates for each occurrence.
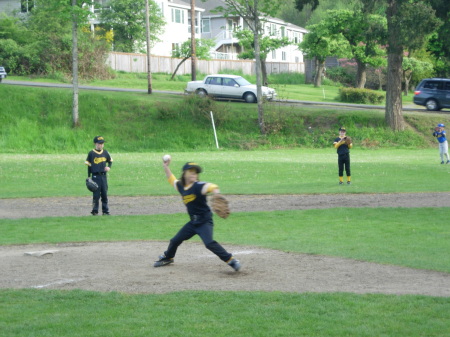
[1,149,449,337]
[1,78,449,336]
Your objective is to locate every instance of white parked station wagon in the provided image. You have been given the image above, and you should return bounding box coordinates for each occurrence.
[184,74,277,103]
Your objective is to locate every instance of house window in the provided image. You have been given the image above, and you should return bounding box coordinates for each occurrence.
[157,1,164,17]
[270,24,276,36]
[282,52,286,61]
[280,26,286,38]
[21,0,35,12]
[171,8,184,24]
[272,50,276,59]
[172,43,181,52]
[188,19,199,33]
[293,32,299,44]
[202,19,210,33]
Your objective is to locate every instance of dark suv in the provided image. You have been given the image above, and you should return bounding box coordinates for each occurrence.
[413,78,450,111]
[0,67,6,83]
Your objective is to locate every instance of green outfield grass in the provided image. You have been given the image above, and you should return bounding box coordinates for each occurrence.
[0,148,448,198]
[0,290,448,337]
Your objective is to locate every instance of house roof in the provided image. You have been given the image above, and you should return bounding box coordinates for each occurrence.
[169,0,205,12]
[178,0,306,31]
[182,0,229,16]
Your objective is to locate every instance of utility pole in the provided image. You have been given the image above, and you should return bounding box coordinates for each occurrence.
[190,0,197,80]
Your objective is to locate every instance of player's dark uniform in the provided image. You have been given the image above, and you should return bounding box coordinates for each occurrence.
[163,180,233,262]
[85,148,113,215]
[334,136,351,183]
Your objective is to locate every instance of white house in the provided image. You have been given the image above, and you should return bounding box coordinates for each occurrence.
[151,0,204,57]
[0,0,32,14]
[191,0,307,63]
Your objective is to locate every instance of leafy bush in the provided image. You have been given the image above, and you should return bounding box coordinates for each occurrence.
[325,67,354,87]
[338,88,385,104]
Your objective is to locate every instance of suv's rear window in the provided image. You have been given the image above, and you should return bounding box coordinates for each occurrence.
[423,81,443,90]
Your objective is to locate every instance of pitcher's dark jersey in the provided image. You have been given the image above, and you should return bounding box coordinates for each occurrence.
[175,181,211,216]
[85,149,113,176]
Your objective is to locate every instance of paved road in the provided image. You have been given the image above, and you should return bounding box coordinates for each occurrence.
[2,79,429,112]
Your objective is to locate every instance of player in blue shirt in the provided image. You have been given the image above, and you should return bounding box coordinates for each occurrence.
[433,123,449,164]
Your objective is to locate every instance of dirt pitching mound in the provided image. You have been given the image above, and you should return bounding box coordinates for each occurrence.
[1,241,448,296]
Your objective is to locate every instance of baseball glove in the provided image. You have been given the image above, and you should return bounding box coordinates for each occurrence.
[211,194,230,219]
[86,178,98,192]
[344,137,352,145]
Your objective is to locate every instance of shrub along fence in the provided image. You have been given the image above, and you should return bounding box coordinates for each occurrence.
[107,52,305,75]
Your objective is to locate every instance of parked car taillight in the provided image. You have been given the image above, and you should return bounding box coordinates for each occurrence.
[414,91,421,95]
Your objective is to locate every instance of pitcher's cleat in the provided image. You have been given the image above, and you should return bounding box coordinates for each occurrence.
[154,254,174,267]
[228,257,241,271]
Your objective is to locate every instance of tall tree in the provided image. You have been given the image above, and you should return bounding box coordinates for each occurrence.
[100,0,165,53]
[234,29,291,86]
[213,0,281,135]
[381,0,440,130]
[296,0,441,131]
[35,0,93,127]
[324,9,387,88]
[299,21,349,87]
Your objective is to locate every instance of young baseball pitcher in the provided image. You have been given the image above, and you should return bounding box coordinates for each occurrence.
[154,156,241,271]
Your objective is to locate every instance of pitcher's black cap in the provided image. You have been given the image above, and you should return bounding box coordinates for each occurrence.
[182,162,202,173]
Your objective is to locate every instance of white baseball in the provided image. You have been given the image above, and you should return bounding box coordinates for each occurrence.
[163,154,171,162]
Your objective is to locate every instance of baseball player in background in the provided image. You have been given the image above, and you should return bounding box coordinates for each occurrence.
[433,123,449,164]
[154,157,241,271]
[85,136,113,215]
[333,127,353,185]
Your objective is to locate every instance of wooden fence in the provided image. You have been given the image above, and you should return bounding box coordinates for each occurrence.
[107,52,305,75]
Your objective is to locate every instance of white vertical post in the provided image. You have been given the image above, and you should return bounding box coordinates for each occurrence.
[210,111,219,149]
[323,88,326,99]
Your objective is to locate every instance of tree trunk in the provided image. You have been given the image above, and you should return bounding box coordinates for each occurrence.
[190,0,197,81]
[385,0,404,131]
[145,0,152,94]
[385,52,404,131]
[355,59,367,89]
[171,57,190,80]
[72,0,79,128]
[314,59,324,87]
[377,70,383,91]
[261,59,268,86]
[253,5,265,135]
[403,70,412,96]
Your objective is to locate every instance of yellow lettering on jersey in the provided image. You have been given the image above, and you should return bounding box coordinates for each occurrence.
[183,194,196,204]
[94,157,107,164]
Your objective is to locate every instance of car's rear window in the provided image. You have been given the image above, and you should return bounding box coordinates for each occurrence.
[423,81,444,90]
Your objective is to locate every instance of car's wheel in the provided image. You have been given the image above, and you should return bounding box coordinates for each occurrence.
[425,99,440,111]
[244,92,256,103]
[196,89,207,98]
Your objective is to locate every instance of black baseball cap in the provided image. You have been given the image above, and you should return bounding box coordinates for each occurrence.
[94,136,105,144]
[339,127,346,132]
[182,162,202,173]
